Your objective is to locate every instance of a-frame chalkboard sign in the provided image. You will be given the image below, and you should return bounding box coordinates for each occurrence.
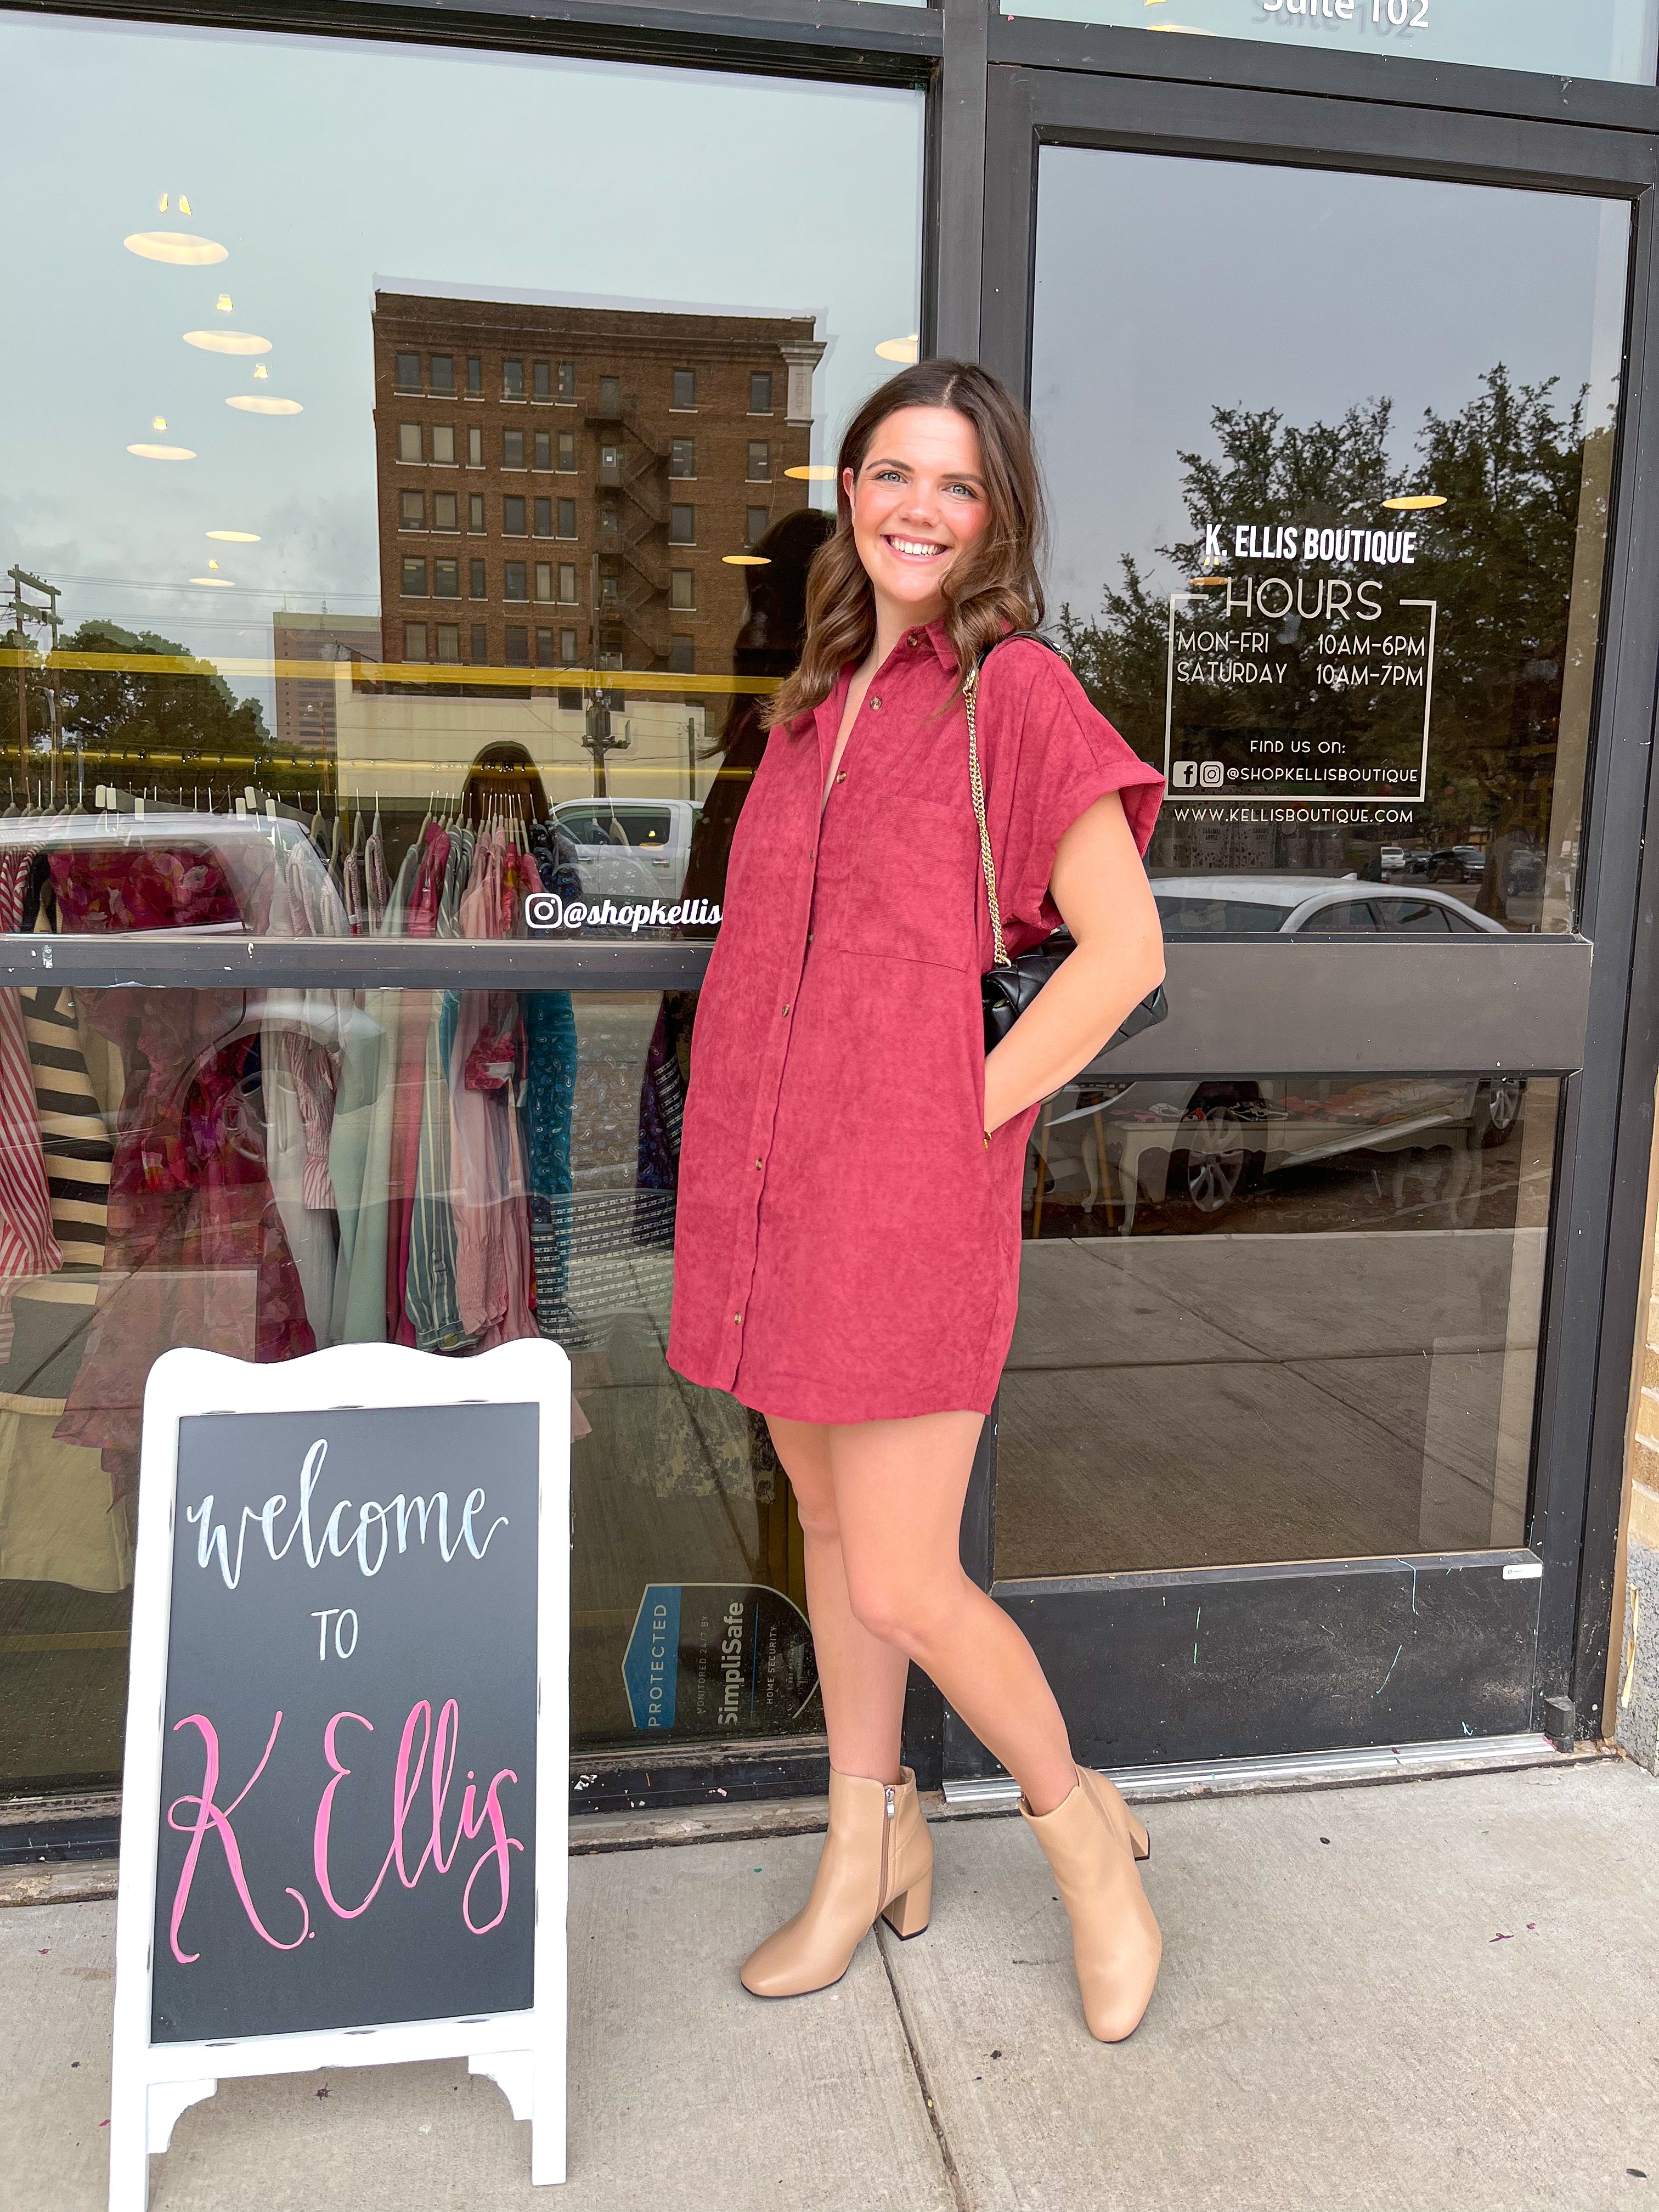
[108,1339,569,2208]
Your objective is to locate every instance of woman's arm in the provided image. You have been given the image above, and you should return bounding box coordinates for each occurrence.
[981,788,1166,1135]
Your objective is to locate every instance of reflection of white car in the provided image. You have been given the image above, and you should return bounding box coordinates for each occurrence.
[1032,1070,1526,1229]
[1152,873,1509,936]
[549,798,699,905]
[1028,874,1516,1226]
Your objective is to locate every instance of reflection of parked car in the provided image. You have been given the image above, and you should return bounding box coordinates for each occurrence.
[1030,1070,1526,1230]
[0,810,340,932]
[549,798,699,905]
[1152,874,1506,935]
[1403,844,1485,883]
[1027,876,1515,1227]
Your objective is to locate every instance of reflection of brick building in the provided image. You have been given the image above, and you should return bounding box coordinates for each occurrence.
[272,611,382,774]
[371,291,823,675]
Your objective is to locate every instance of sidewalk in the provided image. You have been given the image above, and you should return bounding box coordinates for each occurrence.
[5,1758,1656,2212]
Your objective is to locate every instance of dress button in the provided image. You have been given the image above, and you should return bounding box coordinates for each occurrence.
[869,696,882,712]
[835,769,847,783]
[907,631,920,648]
[733,1312,742,1325]
[754,1158,763,1171]
[782,1002,791,1017]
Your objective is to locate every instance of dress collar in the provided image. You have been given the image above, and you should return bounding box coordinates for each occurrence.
[921,616,959,675]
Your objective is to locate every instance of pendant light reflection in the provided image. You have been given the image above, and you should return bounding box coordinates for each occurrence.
[1382,494,1448,512]
[206,530,261,543]
[723,553,770,566]
[784,465,836,482]
[127,444,195,460]
[875,334,920,364]
[182,329,270,356]
[226,395,303,415]
[189,576,234,587]
[216,296,233,314]
[125,232,229,266]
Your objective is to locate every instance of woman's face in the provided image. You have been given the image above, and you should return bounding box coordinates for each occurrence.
[843,405,992,624]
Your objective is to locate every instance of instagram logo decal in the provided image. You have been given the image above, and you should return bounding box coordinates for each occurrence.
[525,892,721,933]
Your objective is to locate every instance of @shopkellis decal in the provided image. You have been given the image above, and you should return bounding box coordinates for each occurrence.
[525,893,720,933]
[622,1583,818,1733]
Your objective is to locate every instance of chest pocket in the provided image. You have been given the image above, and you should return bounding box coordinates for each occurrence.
[813,789,980,972]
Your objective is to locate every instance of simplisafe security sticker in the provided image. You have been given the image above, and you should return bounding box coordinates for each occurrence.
[622,1582,819,1733]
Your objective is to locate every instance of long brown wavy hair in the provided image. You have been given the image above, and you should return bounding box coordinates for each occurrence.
[764,359,1048,728]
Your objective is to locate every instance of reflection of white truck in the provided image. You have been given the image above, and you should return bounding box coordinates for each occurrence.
[549,798,699,905]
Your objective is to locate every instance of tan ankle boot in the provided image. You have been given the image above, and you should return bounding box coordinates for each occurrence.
[741,1765,933,1997]
[1022,1766,1161,2042]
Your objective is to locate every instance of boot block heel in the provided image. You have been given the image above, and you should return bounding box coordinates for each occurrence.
[881,1871,932,1939]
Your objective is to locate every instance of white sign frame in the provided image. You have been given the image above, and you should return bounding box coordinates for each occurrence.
[108,1338,570,2210]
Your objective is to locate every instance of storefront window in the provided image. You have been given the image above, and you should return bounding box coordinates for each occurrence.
[0,15,925,941]
[1031,149,1630,932]
[1003,0,1659,84]
[997,1070,1555,1577]
[0,13,923,1797]
[0,976,815,1793]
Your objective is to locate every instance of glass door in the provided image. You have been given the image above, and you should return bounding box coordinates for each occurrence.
[952,64,1657,1778]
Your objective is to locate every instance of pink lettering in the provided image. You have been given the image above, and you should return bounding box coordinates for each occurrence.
[458,1768,522,1936]
[167,1713,311,1964]
[313,1712,396,1920]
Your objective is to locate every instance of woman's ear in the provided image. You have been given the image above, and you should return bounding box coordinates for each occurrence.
[842,464,857,516]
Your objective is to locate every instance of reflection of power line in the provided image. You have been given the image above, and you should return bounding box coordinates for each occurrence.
[42,573,380,603]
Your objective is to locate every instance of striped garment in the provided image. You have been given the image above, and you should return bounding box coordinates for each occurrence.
[0,847,62,1353]
[21,979,112,1275]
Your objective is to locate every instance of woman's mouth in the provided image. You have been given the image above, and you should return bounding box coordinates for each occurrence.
[884,534,947,562]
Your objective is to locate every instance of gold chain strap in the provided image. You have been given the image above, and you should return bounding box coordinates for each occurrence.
[965,662,1009,971]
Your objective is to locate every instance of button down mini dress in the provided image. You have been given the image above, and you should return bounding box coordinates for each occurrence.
[667,622,1165,1425]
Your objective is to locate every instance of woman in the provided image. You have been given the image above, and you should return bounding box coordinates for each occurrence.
[667,360,1167,2042]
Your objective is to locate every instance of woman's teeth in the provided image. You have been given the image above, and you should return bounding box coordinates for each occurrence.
[888,536,944,558]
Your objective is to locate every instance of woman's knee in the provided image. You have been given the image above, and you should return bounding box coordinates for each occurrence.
[844,1565,957,1657]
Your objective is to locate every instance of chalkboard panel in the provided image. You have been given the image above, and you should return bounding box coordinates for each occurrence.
[152,1402,538,2045]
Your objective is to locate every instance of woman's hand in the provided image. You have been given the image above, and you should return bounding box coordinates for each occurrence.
[981,789,1165,1136]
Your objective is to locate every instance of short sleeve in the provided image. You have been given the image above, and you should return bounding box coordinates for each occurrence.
[980,641,1165,956]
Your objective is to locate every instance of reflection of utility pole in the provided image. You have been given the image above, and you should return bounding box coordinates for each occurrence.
[582,694,630,800]
[6,568,62,798]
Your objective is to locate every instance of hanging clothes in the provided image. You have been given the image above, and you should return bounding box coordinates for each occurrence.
[49,844,314,1504]
[384,822,449,1342]
[0,847,63,1356]
[448,827,537,1348]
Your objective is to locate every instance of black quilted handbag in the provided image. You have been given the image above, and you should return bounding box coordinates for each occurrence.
[969,633,1169,1055]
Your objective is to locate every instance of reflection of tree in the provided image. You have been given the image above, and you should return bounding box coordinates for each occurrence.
[1056,368,1606,884]
[0,619,270,798]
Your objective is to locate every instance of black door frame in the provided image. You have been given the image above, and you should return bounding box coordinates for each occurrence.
[935,50,1659,1785]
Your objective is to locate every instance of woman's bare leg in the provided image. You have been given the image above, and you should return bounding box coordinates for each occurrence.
[769,1408,1078,1813]
[766,1414,909,1783]
[828,1410,1079,1815]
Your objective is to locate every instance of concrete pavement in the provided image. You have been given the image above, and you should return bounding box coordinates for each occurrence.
[4,1758,1657,2211]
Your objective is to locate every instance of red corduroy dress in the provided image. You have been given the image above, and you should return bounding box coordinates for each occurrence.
[667,621,1165,1424]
